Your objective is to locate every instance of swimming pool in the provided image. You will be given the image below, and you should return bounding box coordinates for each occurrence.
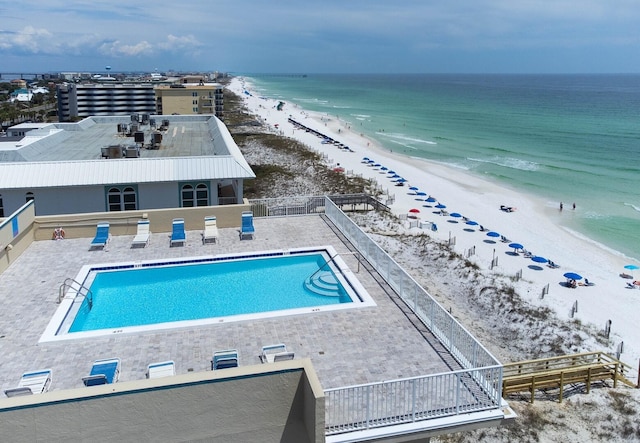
[41,246,375,342]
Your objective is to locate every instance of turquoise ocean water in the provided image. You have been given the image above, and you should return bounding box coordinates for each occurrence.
[244,74,640,261]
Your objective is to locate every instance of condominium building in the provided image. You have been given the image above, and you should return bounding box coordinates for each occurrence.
[155,83,224,118]
[57,83,156,121]
[57,81,224,122]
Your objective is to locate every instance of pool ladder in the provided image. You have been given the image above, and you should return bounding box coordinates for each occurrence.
[58,278,94,310]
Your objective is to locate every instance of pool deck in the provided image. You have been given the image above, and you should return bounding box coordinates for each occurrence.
[0,215,455,393]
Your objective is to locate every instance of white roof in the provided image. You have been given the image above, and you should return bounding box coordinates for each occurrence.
[0,156,255,189]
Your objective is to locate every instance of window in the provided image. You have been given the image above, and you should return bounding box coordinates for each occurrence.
[193,107,198,113]
[192,91,198,97]
[181,183,209,207]
[25,192,34,203]
[192,99,198,105]
[0,194,4,217]
[107,186,138,211]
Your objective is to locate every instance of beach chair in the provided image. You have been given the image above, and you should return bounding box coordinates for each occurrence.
[260,344,294,363]
[4,369,52,397]
[202,216,219,244]
[211,349,239,370]
[170,218,186,247]
[131,219,151,248]
[82,357,121,386]
[147,360,175,379]
[240,211,255,240]
[89,222,110,250]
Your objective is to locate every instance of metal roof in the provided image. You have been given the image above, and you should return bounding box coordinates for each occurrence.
[0,156,255,189]
[0,115,255,189]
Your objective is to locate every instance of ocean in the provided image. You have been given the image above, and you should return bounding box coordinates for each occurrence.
[244,74,640,261]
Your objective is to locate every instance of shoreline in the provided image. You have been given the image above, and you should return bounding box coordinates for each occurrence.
[230,76,640,364]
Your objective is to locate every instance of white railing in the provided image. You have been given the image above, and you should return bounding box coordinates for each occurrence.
[324,197,503,435]
[325,366,503,435]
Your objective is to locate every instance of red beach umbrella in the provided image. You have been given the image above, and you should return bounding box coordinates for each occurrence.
[409,208,420,213]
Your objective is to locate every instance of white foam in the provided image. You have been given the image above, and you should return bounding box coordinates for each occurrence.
[468,156,539,172]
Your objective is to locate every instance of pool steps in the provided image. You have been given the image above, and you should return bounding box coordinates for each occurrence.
[304,271,341,297]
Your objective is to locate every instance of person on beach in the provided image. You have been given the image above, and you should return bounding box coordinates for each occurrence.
[573,202,576,210]
[560,202,563,210]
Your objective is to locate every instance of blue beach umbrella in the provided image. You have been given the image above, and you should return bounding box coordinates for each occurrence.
[531,256,548,264]
[624,264,639,270]
[396,178,407,183]
[508,242,524,250]
[465,220,478,226]
[416,191,427,196]
[450,212,462,218]
[380,166,388,171]
[563,272,583,280]
[409,186,419,191]
[486,231,500,238]
[435,203,446,209]
[387,170,395,174]
[426,197,437,203]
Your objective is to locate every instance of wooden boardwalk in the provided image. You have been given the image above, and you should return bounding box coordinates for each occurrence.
[502,351,637,403]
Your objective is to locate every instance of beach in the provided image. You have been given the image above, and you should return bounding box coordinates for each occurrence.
[230,76,640,366]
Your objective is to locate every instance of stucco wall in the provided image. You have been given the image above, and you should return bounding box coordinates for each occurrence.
[0,360,325,443]
[32,201,252,241]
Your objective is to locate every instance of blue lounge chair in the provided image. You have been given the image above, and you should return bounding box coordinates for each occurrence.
[4,369,52,397]
[170,218,186,247]
[211,349,239,370]
[82,357,121,386]
[147,360,175,379]
[90,222,110,250]
[240,211,255,240]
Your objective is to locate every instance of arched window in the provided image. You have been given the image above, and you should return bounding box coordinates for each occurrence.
[181,183,209,207]
[107,186,138,211]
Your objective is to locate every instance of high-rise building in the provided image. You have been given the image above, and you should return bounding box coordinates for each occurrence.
[57,83,156,121]
[155,83,224,118]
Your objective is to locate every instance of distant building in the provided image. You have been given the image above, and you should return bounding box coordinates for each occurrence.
[57,80,224,122]
[56,83,156,122]
[155,83,224,118]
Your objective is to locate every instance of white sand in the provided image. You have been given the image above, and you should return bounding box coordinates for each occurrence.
[230,77,640,365]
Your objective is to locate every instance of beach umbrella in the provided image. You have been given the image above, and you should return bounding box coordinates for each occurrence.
[508,242,524,251]
[435,203,447,209]
[387,170,395,174]
[563,272,583,280]
[409,186,419,191]
[531,256,548,264]
[450,212,462,218]
[409,208,420,214]
[465,220,478,226]
[362,157,369,161]
[416,191,427,196]
[380,166,388,171]
[624,264,639,270]
[426,197,437,203]
[486,231,500,238]
[396,178,407,183]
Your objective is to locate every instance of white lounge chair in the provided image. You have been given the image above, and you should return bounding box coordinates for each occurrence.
[260,344,294,363]
[202,216,219,244]
[147,360,175,379]
[82,357,121,386]
[4,369,52,397]
[212,349,239,370]
[132,219,151,248]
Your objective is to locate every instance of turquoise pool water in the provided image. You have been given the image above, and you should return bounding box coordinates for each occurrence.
[69,252,353,333]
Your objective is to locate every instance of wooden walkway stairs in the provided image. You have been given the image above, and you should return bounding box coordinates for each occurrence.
[502,351,638,403]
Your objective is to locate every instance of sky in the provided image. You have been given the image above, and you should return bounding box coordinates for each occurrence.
[1,0,640,74]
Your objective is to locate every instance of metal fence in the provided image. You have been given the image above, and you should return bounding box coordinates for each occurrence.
[323,197,503,435]
[248,194,389,218]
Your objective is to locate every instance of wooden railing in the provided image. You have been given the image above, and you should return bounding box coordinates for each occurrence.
[502,351,637,403]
